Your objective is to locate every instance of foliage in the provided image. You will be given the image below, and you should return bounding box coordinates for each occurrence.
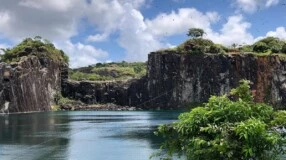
[54,92,79,106]
[155,80,286,160]
[69,62,146,81]
[282,44,286,54]
[253,42,269,53]
[177,38,216,55]
[187,28,205,38]
[252,37,285,54]
[209,44,226,54]
[270,111,286,127]
[238,45,253,52]
[0,37,69,63]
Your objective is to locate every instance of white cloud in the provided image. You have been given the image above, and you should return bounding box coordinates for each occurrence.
[235,0,280,13]
[145,8,220,37]
[206,15,254,46]
[56,41,108,68]
[85,0,125,34]
[18,0,83,12]
[0,0,85,41]
[265,27,286,39]
[118,5,164,61]
[254,27,286,42]
[87,33,109,42]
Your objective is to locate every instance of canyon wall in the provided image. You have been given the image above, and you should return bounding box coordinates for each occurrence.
[146,52,286,109]
[0,56,64,113]
[63,52,286,109]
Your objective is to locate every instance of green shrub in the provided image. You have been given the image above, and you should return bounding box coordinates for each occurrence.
[209,44,226,54]
[0,37,69,63]
[282,44,286,54]
[253,42,269,53]
[154,80,286,160]
[69,62,147,81]
[239,45,253,52]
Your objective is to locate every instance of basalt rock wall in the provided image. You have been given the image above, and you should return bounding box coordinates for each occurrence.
[0,56,64,113]
[63,52,286,109]
[146,52,286,109]
[62,78,149,108]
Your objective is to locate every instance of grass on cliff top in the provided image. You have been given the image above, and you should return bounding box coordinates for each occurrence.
[155,36,286,56]
[69,61,146,81]
[0,37,69,63]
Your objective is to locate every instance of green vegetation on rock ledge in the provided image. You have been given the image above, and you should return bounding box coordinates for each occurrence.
[157,28,286,56]
[154,80,286,160]
[69,61,146,81]
[0,36,69,63]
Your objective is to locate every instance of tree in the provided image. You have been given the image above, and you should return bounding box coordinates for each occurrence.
[231,43,237,49]
[154,80,286,160]
[253,42,269,53]
[187,28,205,38]
[282,44,286,54]
[34,36,42,40]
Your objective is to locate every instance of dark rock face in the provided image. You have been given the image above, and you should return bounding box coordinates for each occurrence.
[0,56,64,113]
[62,77,149,108]
[146,52,286,109]
[62,52,286,110]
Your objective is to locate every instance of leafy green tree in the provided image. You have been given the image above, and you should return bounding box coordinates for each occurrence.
[187,28,205,38]
[253,37,285,53]
[154,80,286,160]
[253,42,269,53]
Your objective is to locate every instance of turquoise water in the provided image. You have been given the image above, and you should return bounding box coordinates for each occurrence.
[0,111,181,160]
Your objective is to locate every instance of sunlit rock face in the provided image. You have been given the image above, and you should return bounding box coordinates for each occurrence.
[59,51,286,110]
[147,52,286,109]
[0,56,65,113]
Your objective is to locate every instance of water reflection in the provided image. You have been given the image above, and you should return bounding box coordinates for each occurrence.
[0,111,180,160]
[0,112,71,160]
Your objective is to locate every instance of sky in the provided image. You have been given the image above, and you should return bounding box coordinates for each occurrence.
[0,0,285,68]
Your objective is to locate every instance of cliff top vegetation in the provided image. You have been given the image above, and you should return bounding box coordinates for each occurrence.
[156,28,286,56]
[0,36,69,64]
[154,80,286,160]
[69,61,146,81]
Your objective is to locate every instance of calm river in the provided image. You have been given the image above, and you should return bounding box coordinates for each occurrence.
[0,111,181,160]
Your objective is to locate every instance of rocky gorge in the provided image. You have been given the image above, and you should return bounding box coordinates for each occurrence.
[2,42,286,113]
[62,51,286,110]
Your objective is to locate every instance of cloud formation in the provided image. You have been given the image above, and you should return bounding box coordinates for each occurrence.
[235,0,280,13]
[0,0,283,67]
[56,41,108,68]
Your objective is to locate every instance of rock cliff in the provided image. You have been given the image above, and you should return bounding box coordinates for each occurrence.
[0,55,65,113]
[63,51,286,110]
[146,51,286,109]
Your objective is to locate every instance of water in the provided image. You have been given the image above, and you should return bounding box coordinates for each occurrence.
[0,111,181,160]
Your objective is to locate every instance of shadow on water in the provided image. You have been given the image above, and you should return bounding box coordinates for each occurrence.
[0,112,71,160]
[101,111,181,149]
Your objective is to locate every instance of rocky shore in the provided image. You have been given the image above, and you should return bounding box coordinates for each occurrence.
[60,103,140,111]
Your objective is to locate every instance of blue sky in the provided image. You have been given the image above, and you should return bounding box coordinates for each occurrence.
[0,0,285,68]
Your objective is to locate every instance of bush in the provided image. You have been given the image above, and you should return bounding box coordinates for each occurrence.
[253,37,285,54]
[0,37,69,63]
[238,45,253,52]
[253,42,269,53]
[69,62,147,81]
[282,44,286,54]
[155,80,286,160]
[209,44,226,54]
[179,38,215,54]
